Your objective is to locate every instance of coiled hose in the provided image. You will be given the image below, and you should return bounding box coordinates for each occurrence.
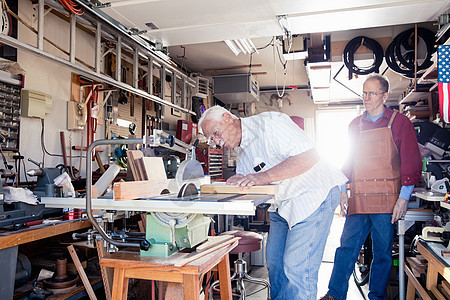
[385,27,435,78]
[343,36,384,79]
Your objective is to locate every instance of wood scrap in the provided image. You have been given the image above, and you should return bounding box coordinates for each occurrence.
[439,282,450,300]
[91,185,99,199]
[441,249,450,257]
[408,256,427,269]
[95,152,106,174]
[415,255,427,264]
[67,245,97,300]
[441,281,450,299]
[406,257,426,277]
[174,237,239,267]
[60,131,68,167]
[196,235,234,253]
[136,157,148,180]
[138,214,146,233]
[141,157,167,181]
[200,183,278,195]
[430,285,446,300]
[126,150,145,181]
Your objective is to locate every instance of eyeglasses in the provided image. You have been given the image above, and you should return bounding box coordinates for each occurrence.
[207,127,223,146]
[362,91,386,99]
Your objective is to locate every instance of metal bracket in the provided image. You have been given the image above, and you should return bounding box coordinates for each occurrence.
[397,219,415,235]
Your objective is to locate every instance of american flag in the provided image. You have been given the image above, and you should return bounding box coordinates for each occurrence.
[438,45,450,123]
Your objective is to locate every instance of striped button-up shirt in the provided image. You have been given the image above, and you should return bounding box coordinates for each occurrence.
[236,112,348,228]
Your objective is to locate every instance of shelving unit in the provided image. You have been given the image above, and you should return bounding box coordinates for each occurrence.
[418,52,438,84]
[398,37,450,120]
[399,91,429,104]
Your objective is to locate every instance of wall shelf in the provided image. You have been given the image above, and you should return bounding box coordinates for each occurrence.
[399,91,429,104]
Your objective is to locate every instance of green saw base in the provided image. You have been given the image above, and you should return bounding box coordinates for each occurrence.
[140,213,211,257]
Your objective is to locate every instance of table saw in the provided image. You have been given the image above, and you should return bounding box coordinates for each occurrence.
[41,133,275,257]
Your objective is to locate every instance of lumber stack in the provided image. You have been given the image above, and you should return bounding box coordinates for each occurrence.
[127,151,168,182]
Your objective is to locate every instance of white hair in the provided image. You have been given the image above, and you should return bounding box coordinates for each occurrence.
[198,105,238,133]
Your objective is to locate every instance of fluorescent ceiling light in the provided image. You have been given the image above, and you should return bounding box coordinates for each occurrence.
[224,40,240,56]
[308,67,331,87]
[224,38,258,56]
[234,40,247,54]
[311,88,330,103]
[307,62,332,103]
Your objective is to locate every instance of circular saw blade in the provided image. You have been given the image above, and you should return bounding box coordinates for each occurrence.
[177,183,199,198]
[175,159,204,182]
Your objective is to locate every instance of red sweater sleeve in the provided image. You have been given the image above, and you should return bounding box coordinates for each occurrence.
[395,116,422,185]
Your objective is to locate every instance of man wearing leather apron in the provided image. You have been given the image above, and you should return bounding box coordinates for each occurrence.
[320,74,422,300]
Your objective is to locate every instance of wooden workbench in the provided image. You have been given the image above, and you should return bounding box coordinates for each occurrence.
[0,219,92,250]
[0,218,92,250]
[0,218,92,300]
[405,240,450,299]
[100,238,239,300]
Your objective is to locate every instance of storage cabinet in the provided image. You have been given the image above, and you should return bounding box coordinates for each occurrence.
[196,148,223,180]
[0,70,22,152]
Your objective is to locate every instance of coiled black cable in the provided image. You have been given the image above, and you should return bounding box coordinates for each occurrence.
[385,27,435,78]
[343,36,384,79]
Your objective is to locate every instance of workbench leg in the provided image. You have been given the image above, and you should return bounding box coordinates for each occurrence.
[112,268,128,300]
[218,254,232,300]
[406,278,416,300]
[183,274,200,300]
[426,264,439,291]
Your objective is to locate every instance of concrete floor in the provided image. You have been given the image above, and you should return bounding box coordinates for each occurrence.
[215,213,370,300]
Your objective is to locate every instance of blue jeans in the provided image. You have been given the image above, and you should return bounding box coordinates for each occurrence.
[266,186,340,300]
[327,214,394,300]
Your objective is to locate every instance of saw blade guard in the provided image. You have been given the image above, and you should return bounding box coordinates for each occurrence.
[175,159,204,182]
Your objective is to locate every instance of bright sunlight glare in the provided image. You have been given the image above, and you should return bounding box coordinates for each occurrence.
[316,109,359,169]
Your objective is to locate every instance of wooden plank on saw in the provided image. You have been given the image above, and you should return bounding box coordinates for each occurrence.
[141,157,167,181]
[113,177,209,201]
[195,235,234,253]
[126,150,145,181]
[200,183,278,195]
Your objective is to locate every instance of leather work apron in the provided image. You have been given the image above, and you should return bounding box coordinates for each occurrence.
[348,111,401,215]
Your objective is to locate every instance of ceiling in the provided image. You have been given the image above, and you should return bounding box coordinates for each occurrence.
[98,0,450,104]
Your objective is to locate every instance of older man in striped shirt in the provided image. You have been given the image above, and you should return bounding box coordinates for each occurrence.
[199,106,347,299]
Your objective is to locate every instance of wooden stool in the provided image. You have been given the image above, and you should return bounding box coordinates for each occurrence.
[101,238,239,300]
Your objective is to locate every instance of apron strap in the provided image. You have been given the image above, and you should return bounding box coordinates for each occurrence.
[358,113,365,130]
[387,110,397,129]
